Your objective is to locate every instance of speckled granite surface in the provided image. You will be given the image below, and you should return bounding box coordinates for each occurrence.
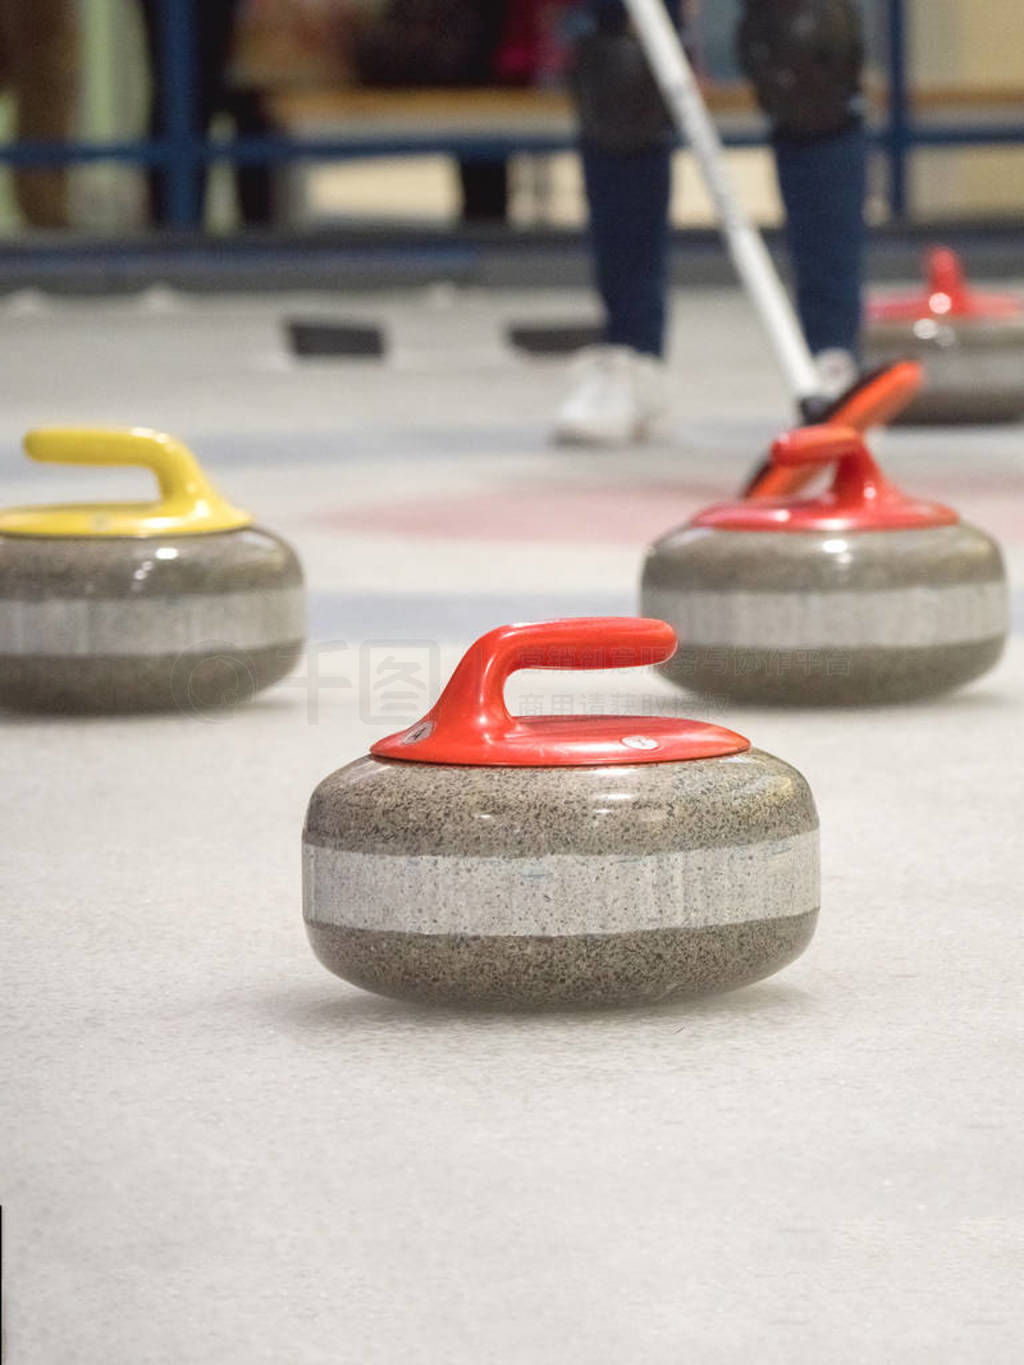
[865,318,1024,423]
[642,523,1008,703]
[302,750,818,1005]
[304,751,818,856]
[0,527,304,711]
[658,637,1006,705]
[306,914,818,1008]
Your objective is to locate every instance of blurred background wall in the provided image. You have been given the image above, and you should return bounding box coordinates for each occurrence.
[0,0,1020,236]
[910,0,1024,217]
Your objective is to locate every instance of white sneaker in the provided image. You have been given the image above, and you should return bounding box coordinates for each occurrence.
[814,348,859,402]
[554,345,670,446]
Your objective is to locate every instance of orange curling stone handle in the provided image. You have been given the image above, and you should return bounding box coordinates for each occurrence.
[824,358,924,434]
[745,359,924,503]
[371,617,749,768]
[695,424,957,533]
[771,424,872,470]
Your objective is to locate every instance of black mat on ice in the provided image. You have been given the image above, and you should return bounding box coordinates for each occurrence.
[286,320,386,358]
[507,322,603,355]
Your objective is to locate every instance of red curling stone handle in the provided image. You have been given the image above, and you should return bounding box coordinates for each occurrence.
[369,617,714,767]
[927,246,969,310]
[468,616,676,680]
[427,616,675,734]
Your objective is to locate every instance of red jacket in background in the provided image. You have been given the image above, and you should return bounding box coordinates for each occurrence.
[496,0,575,84]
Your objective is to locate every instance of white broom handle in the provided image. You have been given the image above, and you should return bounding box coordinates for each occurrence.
[623,0,822,403]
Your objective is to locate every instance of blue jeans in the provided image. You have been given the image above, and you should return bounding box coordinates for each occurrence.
[581,1,866,358]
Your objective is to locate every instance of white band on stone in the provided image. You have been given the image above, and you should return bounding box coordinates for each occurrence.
[645,580,1006,650]
[0,587,304,657]
[303,829,820,937]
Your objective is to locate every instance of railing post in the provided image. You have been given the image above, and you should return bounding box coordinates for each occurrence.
[159,0,199,228]
[887,0,910,221]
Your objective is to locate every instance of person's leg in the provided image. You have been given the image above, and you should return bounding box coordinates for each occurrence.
[137,0,166,223]
[773,123,866,356]
[450,3,510,225]
[6,0,77,228]
[555,0,684,442]
[580,140,669,356]
[139,0,243,227]
[201,0,278,227]
[737,0,866,358]
[572,0,681,357]
[555,0,681,443]
[225,86,276,227]
[138,0,207,226]
[458,160,510,224]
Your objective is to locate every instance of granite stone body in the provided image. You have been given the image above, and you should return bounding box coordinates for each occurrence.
[641,522,1007,704]
[0,527,304,712]
[302,750,820,1008]
[864,318,1024,424]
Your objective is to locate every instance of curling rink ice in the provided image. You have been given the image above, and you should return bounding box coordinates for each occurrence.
[2,284,1023,1363]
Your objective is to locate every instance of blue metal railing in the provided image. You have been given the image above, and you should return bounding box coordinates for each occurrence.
[1,1,1022,229]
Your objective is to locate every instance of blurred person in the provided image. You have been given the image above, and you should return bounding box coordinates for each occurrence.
[354,0,512,223]
[459,0,511,223]
[557,0,867,444]
[139,0,277,227]
[0,0,77,228]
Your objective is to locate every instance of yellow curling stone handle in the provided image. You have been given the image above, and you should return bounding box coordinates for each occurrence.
[0,427,252,537]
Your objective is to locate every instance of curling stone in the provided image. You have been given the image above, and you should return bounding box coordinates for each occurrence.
[864,248,1024,424]
[0,427,304,713]
[642,424,1007,705]
[303,617,819,1009]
